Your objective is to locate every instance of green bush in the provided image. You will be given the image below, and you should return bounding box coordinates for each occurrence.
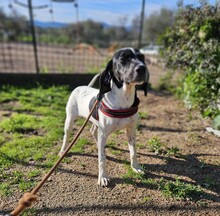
[160,1,220,118]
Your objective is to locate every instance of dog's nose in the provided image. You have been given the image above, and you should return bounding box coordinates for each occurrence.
[136,65,146,76]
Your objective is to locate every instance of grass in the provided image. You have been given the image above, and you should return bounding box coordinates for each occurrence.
[0,85,70,198]
[122,166,203,201]
[147,136,165,155]
[138,111,148,120]
[70,137,90,153]
[122,165,157,188]
[147,136,181,160]
[158,178,203,201]
[107,140,122,155]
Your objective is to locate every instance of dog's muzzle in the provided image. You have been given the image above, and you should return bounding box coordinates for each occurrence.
[136,65,146,76]
[134,65,148,83]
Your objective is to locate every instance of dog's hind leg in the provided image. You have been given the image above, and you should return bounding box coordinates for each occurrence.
[90,124,98,143]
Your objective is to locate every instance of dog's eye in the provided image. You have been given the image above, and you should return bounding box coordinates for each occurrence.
[120,55,127,63]
[137,53,145,63]
[120,54,131,64]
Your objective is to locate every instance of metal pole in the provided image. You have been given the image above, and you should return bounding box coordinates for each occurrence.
[74,2,79,44]
[28,0,40,74]
[138,0,145,49]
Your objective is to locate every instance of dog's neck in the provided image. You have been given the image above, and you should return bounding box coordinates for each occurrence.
[103,81,136,109]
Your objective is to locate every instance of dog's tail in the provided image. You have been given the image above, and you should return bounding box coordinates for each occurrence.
[88,73,100,87]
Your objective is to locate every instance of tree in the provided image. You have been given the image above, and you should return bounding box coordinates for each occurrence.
[143,8,174,44]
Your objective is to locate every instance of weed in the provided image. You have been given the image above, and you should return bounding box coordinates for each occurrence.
[122,165,203,202]
[0,171,36,196]
[141,196,152,203]
[107,140,121,155]
[0,182,11,196]
[147,137,165,155]
[139,112,148,120]
[136,142,145,149]
[166,147,180,158]
[122,166,144,185]
[22,208,37,216]
[202,177,217,189]
[199,159,207,169]
[147,137,182,161]
[27,170,41,178]
[122,166,157,189]
[158,178,203,201]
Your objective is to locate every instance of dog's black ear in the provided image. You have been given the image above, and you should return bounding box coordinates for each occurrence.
[97,60,113,100]
[135,49,150,96]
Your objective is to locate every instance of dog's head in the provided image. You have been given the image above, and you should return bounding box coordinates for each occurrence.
[99,48,149,99]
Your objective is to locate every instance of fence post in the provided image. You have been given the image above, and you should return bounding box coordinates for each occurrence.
[138,0,145,49]
[28,0,40,74]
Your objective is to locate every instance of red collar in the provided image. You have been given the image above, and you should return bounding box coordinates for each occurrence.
[100,97,140,118]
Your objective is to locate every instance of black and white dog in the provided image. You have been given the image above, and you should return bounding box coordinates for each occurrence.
[59,48,149,186]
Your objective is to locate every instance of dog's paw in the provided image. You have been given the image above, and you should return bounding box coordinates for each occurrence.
[131,164,145,174]
[98,176,110,187]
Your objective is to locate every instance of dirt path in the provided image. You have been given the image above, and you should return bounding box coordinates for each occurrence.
[2,90,220,216]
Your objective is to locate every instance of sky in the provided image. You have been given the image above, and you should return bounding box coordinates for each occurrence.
[0,0,217,26]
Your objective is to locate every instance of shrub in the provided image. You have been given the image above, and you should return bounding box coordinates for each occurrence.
[160,1,220,117]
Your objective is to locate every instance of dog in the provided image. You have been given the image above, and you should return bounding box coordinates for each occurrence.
[59,47,149,186]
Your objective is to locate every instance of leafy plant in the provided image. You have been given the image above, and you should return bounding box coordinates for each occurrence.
[147,137,182,161]
[160,2,220,118]
[158,178,203,201]
[202,177,217,189]
[212,114,220,130]
[147,137,166,155]
[138,111,148,120]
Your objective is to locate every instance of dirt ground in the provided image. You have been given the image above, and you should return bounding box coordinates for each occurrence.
[1,87,220,215]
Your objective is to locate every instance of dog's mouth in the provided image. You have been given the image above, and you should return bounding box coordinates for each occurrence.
[126,81,144,85]
[125,77,147,85]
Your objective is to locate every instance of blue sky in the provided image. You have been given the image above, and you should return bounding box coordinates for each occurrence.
[0,0,217,25]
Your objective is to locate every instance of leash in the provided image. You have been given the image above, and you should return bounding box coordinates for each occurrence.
[8,99,99,216]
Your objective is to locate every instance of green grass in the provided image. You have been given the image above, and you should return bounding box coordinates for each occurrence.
[70,137,90,153]
[147,137,166,155]
[158,178,203,201]
[138,111,148,120]
[123,164,203,201]
[122,165,157,188]
[0,85,70,197]
[147,137,181,160]
[107,140,122,155]
[0,113,43,133]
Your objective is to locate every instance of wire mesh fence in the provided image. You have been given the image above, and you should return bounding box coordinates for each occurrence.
[0,0,140,74]
[0,0,162,88]
[0,33,110,74]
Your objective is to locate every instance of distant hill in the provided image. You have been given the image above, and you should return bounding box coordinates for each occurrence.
[34,20,131,30]
[34,20,69,28]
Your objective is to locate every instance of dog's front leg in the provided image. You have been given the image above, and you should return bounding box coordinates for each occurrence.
[126,126,144,174]
[97,129,110,186]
